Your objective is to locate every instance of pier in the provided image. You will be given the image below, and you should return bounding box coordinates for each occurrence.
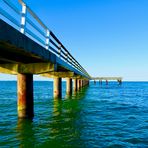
[0,0,90,118]
[0,0,122,119]
[92,77,122,85]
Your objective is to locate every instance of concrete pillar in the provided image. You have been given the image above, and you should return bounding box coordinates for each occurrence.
[81,80,83,87]
[73,79,77,92]
[120,80,122,85]
[17,73,34,118]
[94,80,96,84]
[80,80,83,88]
[54,77,62,99]
[84,80,86,86]
[66,78,72,96]
[118,79,122,85]
[100,80,102,85]
[77,79,80,90]
[86,80,88,86]
[87,80,89,86]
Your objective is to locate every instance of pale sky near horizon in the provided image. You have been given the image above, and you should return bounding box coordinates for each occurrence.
[0,0,148,81]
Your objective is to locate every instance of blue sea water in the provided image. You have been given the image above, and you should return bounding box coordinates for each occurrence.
[0,81,148,147]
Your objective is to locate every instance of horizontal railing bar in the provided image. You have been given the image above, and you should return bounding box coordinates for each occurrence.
[68,59,75,67]
[61,49,67,55]
[66,52,84,72]
[49,46,59,55]
[50,39,59,49]
[73,62,78,69]
[50,31,89,76]
[71,61,77,68]
[0,7,20,27]
[18,0,48,30]
[50,36,83,75]
[50,31,62,46]
[69,56,72,62]
[1,0,91,79]
[61,52,67,60]
[60,54,67,61]
[26,28,45,46]
[26,17,46,38]
[27,7,47,30]
[50,32,72,57]
[3,0,20,15]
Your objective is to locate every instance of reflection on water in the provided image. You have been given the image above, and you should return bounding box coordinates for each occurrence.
[41,87,88,147]
[16,86,88,148]
[17,119,36,147]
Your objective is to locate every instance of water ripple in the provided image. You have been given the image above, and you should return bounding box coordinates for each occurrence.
[0,81,148,147]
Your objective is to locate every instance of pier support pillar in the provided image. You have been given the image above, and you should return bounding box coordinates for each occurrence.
[118,79,122,85]
[77,79,80,90]
[99,80,102,85]
[87,80,89,86]
[80,80,83,88]
[83,80,86,87]
[66,78,72,96]
[94,80,96,84]
[86,80,88,86]
[17,73,34,118]
[54,77,62,99]
[73,79,78,92]
[81,80,83,87]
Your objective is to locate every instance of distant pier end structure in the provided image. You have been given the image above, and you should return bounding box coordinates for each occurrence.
[0,0,91,118]
[92,77,123,85]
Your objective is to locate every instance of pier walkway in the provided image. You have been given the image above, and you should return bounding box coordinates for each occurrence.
[0,0,90,118]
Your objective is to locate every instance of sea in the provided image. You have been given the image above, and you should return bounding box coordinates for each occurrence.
[0,81,148,148]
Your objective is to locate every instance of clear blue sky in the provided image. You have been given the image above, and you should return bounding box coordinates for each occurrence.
[0,0,148,81]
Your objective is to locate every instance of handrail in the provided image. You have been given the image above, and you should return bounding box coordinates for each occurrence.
[0,0,91,79]
[3,0,20,15]
[19,0,47,30]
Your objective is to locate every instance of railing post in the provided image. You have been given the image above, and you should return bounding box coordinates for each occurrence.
[45,29,50,49]
[20,4,27,34]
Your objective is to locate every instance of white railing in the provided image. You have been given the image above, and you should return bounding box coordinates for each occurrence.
[0,0,90,79]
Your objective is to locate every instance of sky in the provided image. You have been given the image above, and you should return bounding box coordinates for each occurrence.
[0,0,148,81]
